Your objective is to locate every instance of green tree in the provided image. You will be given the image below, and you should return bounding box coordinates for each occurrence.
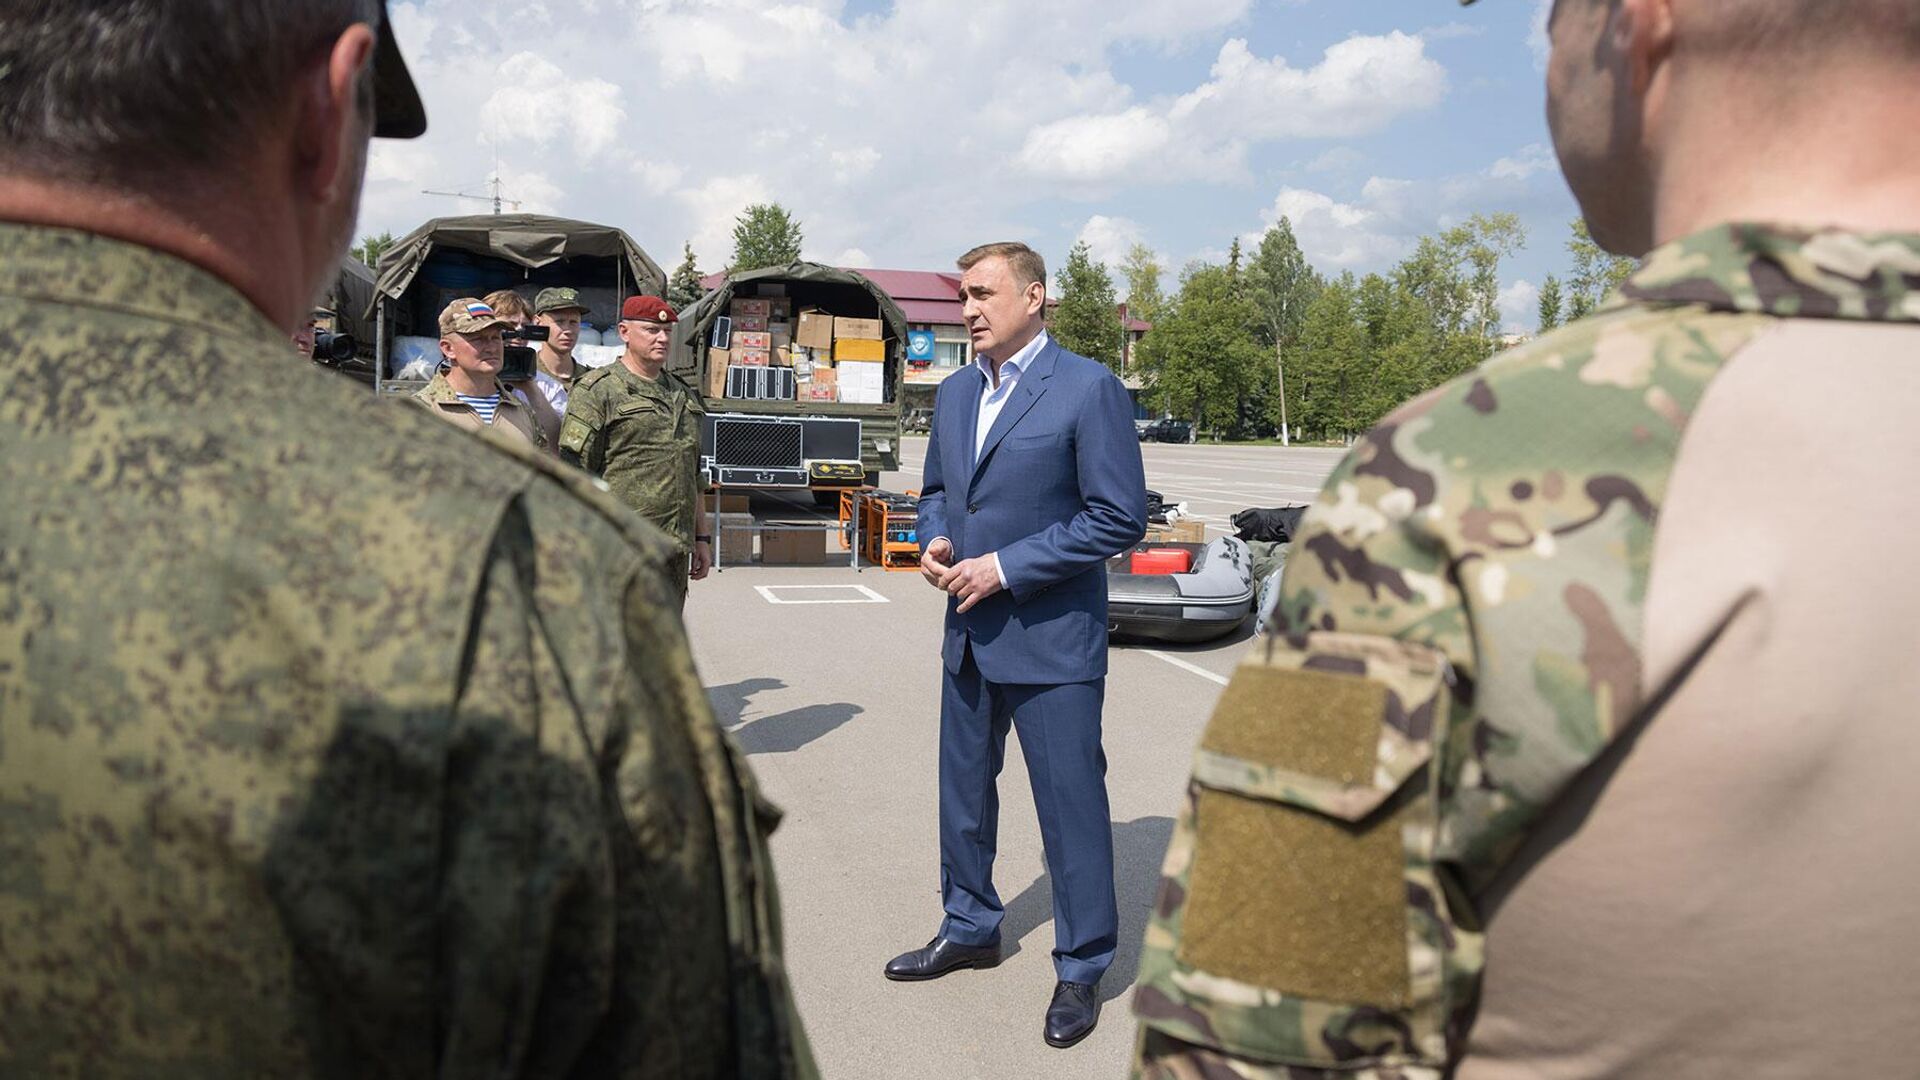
[1290,273,1369,441]
[1119,243,1166,325]
[1566,218,1637,318]
[1245,218,1322,441]
[1537,273,1564,333]
[1390,212,1525,387]
[1135,262,1266,435]
[352,230,397,268]
[729,203,804,272]
[1051,241,1122,371]
[666,242,705,309]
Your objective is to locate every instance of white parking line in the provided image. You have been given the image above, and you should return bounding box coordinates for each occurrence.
[1140,649,1231,686]
[754,585,891,605]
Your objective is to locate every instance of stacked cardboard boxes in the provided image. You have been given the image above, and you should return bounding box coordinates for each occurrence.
[786,311,889,404]
[718,292,798,397]
[709,290,889,405]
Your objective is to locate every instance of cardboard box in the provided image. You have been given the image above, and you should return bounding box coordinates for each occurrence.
[729,298,770,317]
[705,493,749,514]
[1145,520,1206,543]
[804,383,838,402]
[716,512,754,563]
[734,330,771,350]
[732,314,768,333]
[769,297,792,317]
[761,526,826,565]
[834,316,884,341]
[795,310,834,350]
[834,337,885,362]
[773,346,792,367]
[705,348,730,397]
[769,326,792,348]
[837,359,885,404]
[731,347,770,367]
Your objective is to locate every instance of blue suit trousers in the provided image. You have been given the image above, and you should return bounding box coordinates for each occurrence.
[936,644,1117,985]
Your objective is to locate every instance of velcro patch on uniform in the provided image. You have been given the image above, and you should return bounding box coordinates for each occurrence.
[1178,664,1414,1008]
[1199,665,1385,784]
[559,415,593,454]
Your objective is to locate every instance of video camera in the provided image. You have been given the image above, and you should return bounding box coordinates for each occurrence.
[310,331,358,366]
[501,323,548,383]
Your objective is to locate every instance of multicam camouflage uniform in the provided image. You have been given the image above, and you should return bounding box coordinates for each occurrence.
[559,363,706,581]
[1131,223,1920,1077]
[410,367,552,454]
[0,223,815,1080]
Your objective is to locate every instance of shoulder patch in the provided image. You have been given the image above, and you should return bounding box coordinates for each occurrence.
[559,415,594,455]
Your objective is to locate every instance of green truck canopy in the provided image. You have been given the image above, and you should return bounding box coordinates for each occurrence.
[369,213,665,318]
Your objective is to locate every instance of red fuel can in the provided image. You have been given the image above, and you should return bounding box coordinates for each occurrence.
[1130,547,1193,575]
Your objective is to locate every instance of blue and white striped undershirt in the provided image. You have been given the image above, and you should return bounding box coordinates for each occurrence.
[455,392,501,424]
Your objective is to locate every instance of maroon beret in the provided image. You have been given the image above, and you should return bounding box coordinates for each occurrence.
[620,295,678,323]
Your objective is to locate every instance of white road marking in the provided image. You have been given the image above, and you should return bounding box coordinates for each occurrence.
[1140,649,1231,686]
[754,584,892,605]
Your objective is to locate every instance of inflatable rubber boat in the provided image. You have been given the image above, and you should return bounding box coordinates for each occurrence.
[1106,535,1255,643]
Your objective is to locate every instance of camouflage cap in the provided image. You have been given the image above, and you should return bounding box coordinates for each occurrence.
[620,295,678,323]
[438,298,511,336]
[534,287,591,316]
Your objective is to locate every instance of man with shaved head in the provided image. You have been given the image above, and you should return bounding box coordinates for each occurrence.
[1132,1,1920,1077]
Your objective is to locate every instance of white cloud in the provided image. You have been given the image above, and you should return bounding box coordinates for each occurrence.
[1245,143,1573,273]
[835,247,873,267]
[354,0,1548,293]
[480,54,625,159]
[1490,143,1556,181]
[1258,187,1408,268]
[1304,146,1365,174]
[1017,109,1175,184]
[1018,32,1448,184]
[1498,278,1540,332]
[1529,0,1553,71]
[1075,215,1148,270]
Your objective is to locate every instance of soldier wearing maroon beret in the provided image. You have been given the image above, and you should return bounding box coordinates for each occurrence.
[559,295,710,600]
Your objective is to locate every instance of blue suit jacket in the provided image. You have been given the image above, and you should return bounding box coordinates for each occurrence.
[917,337,1147,685]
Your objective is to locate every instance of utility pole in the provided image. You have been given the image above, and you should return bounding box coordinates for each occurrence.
[1276,291,1291,447]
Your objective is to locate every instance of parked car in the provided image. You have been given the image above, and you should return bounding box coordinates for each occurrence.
[1142,418,1196,443]
[1134,418,1154,440]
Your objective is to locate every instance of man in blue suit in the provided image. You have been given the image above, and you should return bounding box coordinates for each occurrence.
[883,241,1146,1049]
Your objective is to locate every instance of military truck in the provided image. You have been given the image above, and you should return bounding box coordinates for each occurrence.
[668,262,907,493]
[366,213,666,395]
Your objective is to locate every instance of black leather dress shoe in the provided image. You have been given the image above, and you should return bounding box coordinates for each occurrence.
[1044,980,1099,1048]
[883,936,1002,981]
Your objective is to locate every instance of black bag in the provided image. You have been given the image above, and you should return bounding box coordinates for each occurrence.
[1232,505,1309,544]
[1144,488,1172,525]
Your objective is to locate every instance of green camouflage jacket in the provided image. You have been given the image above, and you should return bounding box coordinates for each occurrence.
[0,222,815,1080]
[1131,223,1920,1078]
[559,363,706,563]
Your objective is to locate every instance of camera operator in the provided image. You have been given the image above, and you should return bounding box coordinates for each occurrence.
[479,288,562,447]
[411,298,551,454]
[291,307,324,359]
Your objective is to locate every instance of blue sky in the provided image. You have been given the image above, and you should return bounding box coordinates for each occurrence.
[365,0,1570,328]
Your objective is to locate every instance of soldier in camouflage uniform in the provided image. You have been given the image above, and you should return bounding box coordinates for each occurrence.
[410,298,553,455]
[1133,1,1920,1077]
[561,295,712,600]
[0,4,815,1078]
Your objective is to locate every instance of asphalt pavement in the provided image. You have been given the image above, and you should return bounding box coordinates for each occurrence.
[683,437,1344,1080]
